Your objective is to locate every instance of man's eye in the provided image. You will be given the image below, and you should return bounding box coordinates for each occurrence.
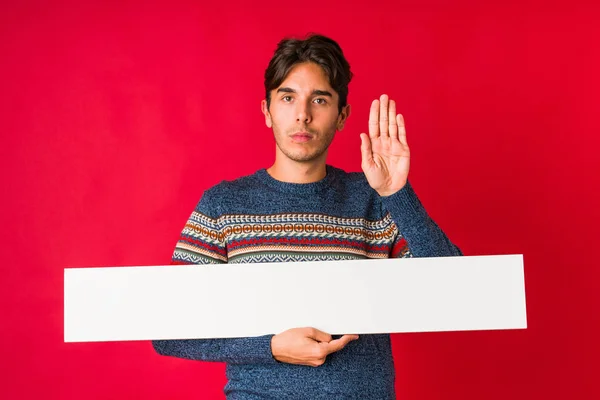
[282,96,293,102]
[314,98,327,105]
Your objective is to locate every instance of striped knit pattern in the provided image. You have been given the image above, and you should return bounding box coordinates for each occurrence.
[173,211,411,265]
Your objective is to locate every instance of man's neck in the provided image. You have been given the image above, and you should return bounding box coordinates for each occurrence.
[267,158,327,184]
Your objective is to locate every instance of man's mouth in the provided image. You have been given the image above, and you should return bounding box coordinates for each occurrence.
[291,132,313,143]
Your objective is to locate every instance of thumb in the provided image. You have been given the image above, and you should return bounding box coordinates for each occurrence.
[324,334,359,355]
[360,133,374,168]
[304,327,333,343]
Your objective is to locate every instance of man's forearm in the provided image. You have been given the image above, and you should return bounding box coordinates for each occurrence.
[382,181,462,257]
[152,335,278,365]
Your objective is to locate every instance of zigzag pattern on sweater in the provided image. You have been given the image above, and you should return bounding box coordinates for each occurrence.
[172,249,225,265]
[228,252,369,264]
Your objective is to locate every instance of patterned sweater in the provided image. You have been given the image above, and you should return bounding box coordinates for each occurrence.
[153,165,461,399]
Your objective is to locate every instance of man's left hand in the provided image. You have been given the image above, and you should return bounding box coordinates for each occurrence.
[360,94,410,197]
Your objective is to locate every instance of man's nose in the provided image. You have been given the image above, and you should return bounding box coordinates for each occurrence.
[296,102,312,124]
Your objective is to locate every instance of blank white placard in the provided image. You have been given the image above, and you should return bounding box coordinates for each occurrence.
[64,254,526,342]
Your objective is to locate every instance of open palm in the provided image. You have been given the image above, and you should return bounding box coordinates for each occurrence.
[360,94,410,197]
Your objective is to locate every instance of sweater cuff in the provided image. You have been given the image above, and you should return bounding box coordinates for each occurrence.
[380,181,430,233]
[247,334,278,364]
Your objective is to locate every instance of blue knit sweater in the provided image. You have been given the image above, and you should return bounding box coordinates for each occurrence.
[153,165,461,399]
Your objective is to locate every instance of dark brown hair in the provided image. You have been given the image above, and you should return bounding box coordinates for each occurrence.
[264,34,353,114]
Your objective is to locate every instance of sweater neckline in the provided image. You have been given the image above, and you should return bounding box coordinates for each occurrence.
[254,165,338,195]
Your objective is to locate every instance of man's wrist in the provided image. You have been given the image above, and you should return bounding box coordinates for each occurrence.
[377,190,395,197]
[270,335,281,362]
[376,183,407,197]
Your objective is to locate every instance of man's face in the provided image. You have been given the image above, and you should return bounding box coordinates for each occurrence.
[261,62,350,164]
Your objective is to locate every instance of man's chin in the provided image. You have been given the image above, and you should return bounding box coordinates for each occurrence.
[276,143,327,163]
[286,152,324,163]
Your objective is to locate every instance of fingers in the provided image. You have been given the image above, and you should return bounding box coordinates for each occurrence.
[388,99,398,139]
[397,113,407,146]
[379,94,389,137]
[304,327,333,343]
[310,334,359,367]
[370,94,399,140]
[324,334,360,355]
[368,99,379,138]
[360,133,374,168]
[274,329,359,368]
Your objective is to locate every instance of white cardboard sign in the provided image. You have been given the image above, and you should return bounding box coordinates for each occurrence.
[64,255,526,342]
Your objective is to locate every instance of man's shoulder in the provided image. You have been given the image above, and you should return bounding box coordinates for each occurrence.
[202,170,261,201]
[192,171,262,216]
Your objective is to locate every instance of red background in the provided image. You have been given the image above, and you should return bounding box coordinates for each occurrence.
[1,1,599,399]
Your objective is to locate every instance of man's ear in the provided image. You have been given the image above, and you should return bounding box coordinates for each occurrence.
[337,104,351,131]
[261,99,273,128]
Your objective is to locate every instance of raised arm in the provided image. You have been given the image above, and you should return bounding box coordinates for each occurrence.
[361,94,462,258]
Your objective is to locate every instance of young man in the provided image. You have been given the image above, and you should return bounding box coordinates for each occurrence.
[153,34,461,399]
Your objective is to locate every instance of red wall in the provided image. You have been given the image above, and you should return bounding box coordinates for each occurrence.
[2,1,599,399]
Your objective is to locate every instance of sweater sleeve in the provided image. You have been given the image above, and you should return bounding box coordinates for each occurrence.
[382,181,462,258]
[152,189,278,365]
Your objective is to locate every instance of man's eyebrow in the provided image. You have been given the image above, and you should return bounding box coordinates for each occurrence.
[275,87,334,97]
[312,90,333,97]
[276,87,296,94]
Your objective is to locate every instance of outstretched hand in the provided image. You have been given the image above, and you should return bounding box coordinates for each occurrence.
[360,94,410,197]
